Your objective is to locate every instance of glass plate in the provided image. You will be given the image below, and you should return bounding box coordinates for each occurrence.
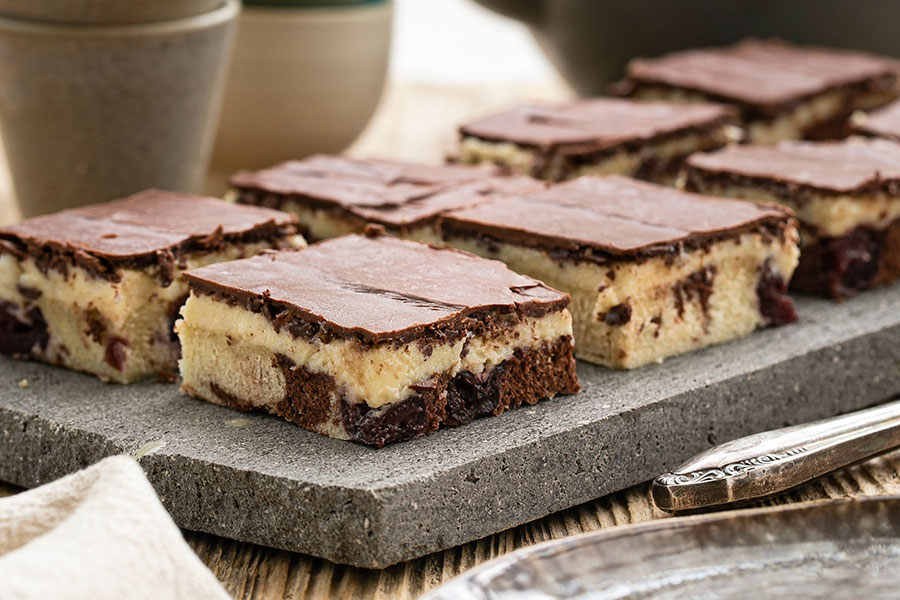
[423,496,900,599]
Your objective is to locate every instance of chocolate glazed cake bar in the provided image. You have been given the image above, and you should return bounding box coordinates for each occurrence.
[228,154,531,243]
[176,232,579,447]
[684,137,900,299]
[619,39,899,144]
[439,176,800,369]
[0,190,304,383]
[456,98,738,183]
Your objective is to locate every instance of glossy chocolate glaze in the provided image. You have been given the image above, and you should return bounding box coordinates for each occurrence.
[623,39,898,115]
[0,189,300,283]
[686,137,900,196]
[183,231,570,344]
[440,175,794,262]
[229,155,534,229]
[459,98,735,155]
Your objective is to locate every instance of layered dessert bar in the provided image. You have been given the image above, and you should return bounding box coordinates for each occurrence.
[177,231,579,446]
[852,99,900,142]
[228,154,531,243]
[438,176,800,369]
[684,137,900,299]
[456,98,737,183]
[618,39,899,143]
[0,190,304,383]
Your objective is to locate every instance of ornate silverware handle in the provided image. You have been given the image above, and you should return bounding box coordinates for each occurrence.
[652,399,900,512]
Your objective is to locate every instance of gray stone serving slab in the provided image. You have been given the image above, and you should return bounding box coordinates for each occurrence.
[2,286,900,568]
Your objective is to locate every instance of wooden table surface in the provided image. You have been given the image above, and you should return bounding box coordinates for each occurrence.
[2,83,900,600]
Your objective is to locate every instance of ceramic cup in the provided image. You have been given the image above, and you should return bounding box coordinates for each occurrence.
[0,0,240,218]
[208,0,391,187]
[0,0,223,25]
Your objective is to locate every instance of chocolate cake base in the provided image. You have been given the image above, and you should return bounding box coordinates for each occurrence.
[203,337,579,447]
[792,219,900,299]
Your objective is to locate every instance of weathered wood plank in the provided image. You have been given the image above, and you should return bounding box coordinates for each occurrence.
[5,450,899,599]
[175,448,900,599]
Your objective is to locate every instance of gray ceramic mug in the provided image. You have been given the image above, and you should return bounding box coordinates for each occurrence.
[0,0,239,217]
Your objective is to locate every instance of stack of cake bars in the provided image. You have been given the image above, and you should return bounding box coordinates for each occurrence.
[2,38,899,446]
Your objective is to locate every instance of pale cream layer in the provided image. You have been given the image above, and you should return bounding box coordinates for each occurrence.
[443,230,799,369]
[177,293,572,409]
[631,87,897,144]
[276,199,442,243]
[0,236,304,383]
[686,180,900,238]
[223,190,360,241]
[0,253,21,305]
[178,326,354,441]
[457,124,736,182]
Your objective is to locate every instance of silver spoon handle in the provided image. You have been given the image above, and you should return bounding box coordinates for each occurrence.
[652,398,900,513]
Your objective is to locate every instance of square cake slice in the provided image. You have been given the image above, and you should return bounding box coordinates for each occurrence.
[619,39,899,143]
[177,232,579,447]
[228,154,531,244]
[0,190,304,383]
[684,137,900,299]
[457,98,737,183]
[438,176,800,369]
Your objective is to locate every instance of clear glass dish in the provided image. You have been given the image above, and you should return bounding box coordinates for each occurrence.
[424,495,900,599]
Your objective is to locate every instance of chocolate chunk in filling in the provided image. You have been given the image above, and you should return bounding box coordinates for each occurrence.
[791,221,900,300]
[0,301,49,358]
[757,259,798,325]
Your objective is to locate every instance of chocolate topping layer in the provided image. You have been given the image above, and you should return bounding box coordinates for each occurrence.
[348,178,544,228]
[856,99,900,142]
[440,175,793,261]
[0,189,299,282]
[624,39,897,114]
[229,155,531,228]
[686,137,900,195]
[459,98,735,154]
[183,233,570,343]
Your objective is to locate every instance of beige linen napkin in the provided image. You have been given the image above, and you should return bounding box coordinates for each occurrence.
[0,455,229,600]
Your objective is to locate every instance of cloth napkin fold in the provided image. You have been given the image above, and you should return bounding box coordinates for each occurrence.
[0,455,229,600]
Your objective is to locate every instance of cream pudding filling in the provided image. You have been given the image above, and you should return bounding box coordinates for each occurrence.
[274,199,442,243]
[630,87,898,144]
[458,124,736,183]
[682,178,900,239]
[442,230,799,369]
[177,292,573,411]
[0,253,23,306]
[0,237,304,383]
[278,200,366,241]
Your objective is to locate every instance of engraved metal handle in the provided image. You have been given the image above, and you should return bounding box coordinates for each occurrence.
[652,398,900,513]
